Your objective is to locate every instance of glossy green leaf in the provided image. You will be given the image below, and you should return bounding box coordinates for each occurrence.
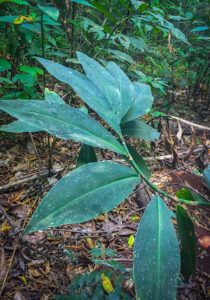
[191,26,209,32]
[171,27,189,44]
[176,188,210,206]
[91,1,116,22]
[37,5,59,21]
[176,205,196,282]
[36,57,120,134]
[0,0,28,4]
[0,59,11,72]
[128,36,147,51]
[107,61,134,119]
[77,144,97,167]
[122,82,154,122]
[121,119,160,141]
[134,195,180,300]
[19,65,43,76]
[72,0,94,7]
[77,52,133,120]
[0,120,39,133]
[203,164,210,189]
[0,93,76,133]
[106,49,135,64]
[25,161,140,233]
[126,144,151,179]
[0,100,126,155]
[0,16,17,23]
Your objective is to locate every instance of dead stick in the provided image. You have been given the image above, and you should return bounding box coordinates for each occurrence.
[0,168,63,194]
[170,116,210,131]
[0,245,17,298]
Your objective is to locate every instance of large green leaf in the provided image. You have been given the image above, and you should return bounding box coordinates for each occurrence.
[0,0,29,5]
[72,0,94,7]
[106,49,135,64]
[0,120,39,133]
[24,161,140,233]
[134,195,180,300]
[77,52,133,121]
[37,5,59,21]
[0,90,65,133]
[122,82,154,123]
[36,57,120,134]
[0,100,126,155]
[77,144,97,167]
[176,205,196,282]
[107,61,134,119]
[121,119,160,141]
[0,59,11,72]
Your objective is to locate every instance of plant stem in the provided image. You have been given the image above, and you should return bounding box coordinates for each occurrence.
[120,135,177,202]
[40,11,52,175]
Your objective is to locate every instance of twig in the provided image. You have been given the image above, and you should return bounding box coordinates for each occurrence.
[0,169,63,194]
[170,115,210,131]
[29,133,41,163]
[0,245,18,298]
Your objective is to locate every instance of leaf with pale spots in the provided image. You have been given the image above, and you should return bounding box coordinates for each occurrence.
[25,162,140,234]
[0,100,126,155]
[133,195,180,300]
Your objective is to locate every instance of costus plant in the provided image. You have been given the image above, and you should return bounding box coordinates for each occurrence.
[0,53,197,299]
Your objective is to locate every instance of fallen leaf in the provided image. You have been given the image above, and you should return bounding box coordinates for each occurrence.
[101,273,114,293]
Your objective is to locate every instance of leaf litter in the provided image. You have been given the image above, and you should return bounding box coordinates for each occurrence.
[0,110,210,299]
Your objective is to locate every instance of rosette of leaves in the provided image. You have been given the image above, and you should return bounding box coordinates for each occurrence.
[0,53,181,299]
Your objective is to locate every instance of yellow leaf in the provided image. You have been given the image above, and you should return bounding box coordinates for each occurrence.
[101,273,114,293]
[130,215,140,222]
[127,234,135,248]
[13,16,25,24]
[20,275,27,285]
[86,237,95,249]
[0,220,11,232]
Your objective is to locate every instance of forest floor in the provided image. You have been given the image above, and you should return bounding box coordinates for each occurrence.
[0,95,210,300]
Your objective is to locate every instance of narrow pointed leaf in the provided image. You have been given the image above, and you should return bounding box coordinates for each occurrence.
[77,52,133,121]
[134,195,180,300]
[0,91,65,133]
[122,82,153,123]
[107,61,134,118]
[25,162,140,233]
[176,205,196,281]
[77,144,97,167]
[126,144,151,179]
[0,100,126,155]
[121,119,159,141]
[0,120,40,133]
[36,57,120,134]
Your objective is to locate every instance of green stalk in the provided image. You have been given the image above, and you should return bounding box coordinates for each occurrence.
[120,135,177,202]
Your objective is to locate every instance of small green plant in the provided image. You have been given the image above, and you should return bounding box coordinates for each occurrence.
[0,53,198,299]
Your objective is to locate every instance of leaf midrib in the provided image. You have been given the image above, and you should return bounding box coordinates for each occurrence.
[9,107,124,154]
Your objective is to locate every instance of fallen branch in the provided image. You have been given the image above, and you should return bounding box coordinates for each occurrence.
[144,145,209,161]
[0,168,63,194]
[170,115,210,131]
